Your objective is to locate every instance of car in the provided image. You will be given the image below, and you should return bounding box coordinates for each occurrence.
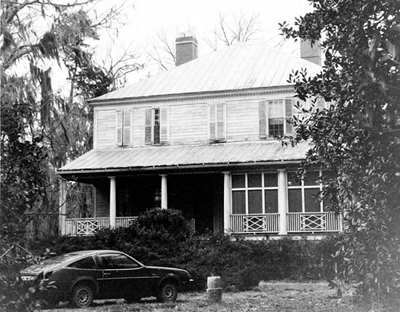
[20,250,194,308]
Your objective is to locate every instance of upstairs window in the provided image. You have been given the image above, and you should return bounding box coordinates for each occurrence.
[259,99,293,138]
[209,103,226,142]
[145,107,168,145]
[116,109,131,146]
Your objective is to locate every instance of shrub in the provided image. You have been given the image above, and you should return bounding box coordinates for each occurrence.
[29,209,340,291]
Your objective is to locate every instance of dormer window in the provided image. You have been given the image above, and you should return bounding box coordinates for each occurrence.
[116,109,131,146]
[145,107,168,145]
[259,99,293,138]
[209,103,226,142]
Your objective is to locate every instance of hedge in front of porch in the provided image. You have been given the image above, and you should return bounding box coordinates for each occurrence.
[30,209,339,291]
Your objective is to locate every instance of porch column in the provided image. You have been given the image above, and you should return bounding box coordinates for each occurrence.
[278,169,288,235]
[160,174,168,209]
[223,171,231,234]
[58,179,67,236]
[109,176,116,228]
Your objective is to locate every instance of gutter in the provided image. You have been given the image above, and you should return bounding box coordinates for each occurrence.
[57,159,304,176]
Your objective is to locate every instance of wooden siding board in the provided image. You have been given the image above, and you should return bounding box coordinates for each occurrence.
[92,91,297,150]
[169,103,209,145]
[95,110,116,149]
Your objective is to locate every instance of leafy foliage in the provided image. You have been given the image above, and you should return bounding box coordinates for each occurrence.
[29,209,338,291]
[280,0,400,299]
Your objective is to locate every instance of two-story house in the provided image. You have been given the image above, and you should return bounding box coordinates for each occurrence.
[58,35,343,237]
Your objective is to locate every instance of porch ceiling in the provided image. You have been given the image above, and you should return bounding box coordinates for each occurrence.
[58,141,311,176]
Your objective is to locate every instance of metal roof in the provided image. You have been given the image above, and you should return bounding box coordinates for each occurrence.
[91,42,321,103]
[58,141,311,175]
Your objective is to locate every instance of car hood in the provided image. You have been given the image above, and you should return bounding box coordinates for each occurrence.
[20,263,62,276]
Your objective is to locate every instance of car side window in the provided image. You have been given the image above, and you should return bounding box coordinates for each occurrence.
[69,256,96,269]
[98,254,140,269]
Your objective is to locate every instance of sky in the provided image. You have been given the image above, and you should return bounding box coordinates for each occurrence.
[53,0,313,92]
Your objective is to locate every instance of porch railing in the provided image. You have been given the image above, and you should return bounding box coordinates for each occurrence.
[230,213,280,233]
[287,212,342,233]
[65,216,137,236]
[230,212,342,234]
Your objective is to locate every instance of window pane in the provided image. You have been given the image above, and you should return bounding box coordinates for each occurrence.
[268,100,284,118]
[304,171,320,186]
[248,190,262,214]
[232,191,245,214]
[153,108,160,144]
[232,175,245,188]
[248,174,261,187]
[288,189,302,212]
[264,173,277,187]
[69,257,96,269]
[100,254,139,269]
[305,188,321,212]
[288,172,301,186]
[268,119,284,138]
[264,190,278,213]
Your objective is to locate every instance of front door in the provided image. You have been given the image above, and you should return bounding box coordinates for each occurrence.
[96,252,156,299]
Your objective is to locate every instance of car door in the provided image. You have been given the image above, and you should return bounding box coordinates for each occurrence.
[96,252,157,299]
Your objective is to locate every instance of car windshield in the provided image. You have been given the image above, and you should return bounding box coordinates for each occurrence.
[39,252,87,265]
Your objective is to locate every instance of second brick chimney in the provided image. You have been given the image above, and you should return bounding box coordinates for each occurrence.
[175,34,198,66]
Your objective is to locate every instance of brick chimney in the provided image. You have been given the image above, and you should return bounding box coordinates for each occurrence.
[300,39,321,65]
[175,34,198,66]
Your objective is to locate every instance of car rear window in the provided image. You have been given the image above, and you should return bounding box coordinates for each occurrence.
[69,257,97,269]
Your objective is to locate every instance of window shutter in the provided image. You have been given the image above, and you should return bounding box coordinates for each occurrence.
[259,101,267,138]
[209,104,216,141]
[216,103,225,140]
[145,108,152,145]
[123,109,131,146]
[285,99,293,135]
[116,110,122,146]
[160,108,168,144]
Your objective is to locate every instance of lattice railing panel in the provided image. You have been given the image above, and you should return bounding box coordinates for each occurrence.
[244,216,267,232]
[300,214,326,231]
[76,219,99,235]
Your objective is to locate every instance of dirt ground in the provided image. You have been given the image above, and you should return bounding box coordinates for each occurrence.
[48,281,396,312]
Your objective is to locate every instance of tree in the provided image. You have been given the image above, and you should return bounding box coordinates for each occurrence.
[0,0,140,241]
[280,0,400,301]
[148,12,260,71]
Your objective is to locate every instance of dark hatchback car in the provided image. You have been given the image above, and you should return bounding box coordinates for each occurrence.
[20,250,193,308]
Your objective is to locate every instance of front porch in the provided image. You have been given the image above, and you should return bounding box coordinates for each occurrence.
[59,170,342,237]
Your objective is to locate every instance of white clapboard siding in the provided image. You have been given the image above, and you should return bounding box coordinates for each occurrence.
[132,107,146,146]
[169,103,209,144]
[95,110,116,149]
[226,101,259,141]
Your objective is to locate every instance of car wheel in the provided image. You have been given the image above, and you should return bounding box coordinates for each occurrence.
[71,283,94,308]
[157,281,178,302]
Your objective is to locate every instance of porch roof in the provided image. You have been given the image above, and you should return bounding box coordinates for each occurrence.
[58,141,311,175]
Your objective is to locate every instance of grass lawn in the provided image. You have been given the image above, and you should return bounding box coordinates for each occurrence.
[49,281,397,312]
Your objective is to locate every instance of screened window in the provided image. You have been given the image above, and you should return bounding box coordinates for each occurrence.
[209,103,226,142]
[116,109,131,146]
[232,172,278,214]
[259,99,293,139]
[145,107,168,145]
[288,171,323,213]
